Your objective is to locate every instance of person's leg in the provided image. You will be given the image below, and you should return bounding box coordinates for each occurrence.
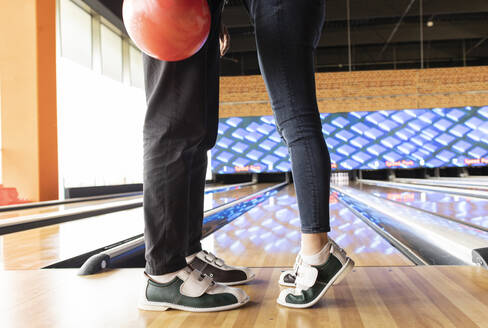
[142,56,205,276]
[183,8,255,285]
[185,0,222,254]
[244,0,330,254]
[186,150,208,257]
[244,0,354,308]
[142,0,223,276]
[142,0,253,291]
[301,232,329,255]
[139,0,250,312]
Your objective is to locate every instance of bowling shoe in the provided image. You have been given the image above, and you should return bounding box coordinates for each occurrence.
[277,241,354,308]
[188,250,255,286]
[278,239,348,287]
[138,267,249,312]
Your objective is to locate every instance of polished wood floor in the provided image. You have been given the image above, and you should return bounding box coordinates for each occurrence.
[1,266,487,328]
[0,183,272,270]
[0,183,269,222]
[3,183,488,327]
[204,185,412,267]
[0,195,142,221]
[356,182,488,229]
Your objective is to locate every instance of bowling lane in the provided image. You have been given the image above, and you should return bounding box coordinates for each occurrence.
[204,181,255,193]
[394,177,488,191]
[354,182,488,230]
[418,176,488,183]
[202,184,413,268]
[0,185,268,229]
[0,183,267,223]
[0,208,144,270]
[206,183,274,210]
[0,183,273,270]
[0,195,142,221]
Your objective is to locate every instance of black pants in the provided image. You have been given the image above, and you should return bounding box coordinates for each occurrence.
[143,0,329,275]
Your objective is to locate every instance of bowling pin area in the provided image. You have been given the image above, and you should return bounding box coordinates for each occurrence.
[1,175,488,327]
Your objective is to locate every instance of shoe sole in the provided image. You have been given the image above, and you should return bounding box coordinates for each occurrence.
[219,272,256,286]
[138,295,250,313]
[277,257,355,309]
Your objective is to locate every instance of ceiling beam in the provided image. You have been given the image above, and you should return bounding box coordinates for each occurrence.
[377,0,416,58]
[223,0,488,28]
[81,0,126,33]
[227,20,488,53]
[221,41,487,75]
[466,37,488,55]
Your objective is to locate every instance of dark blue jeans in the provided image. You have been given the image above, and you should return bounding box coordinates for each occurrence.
[143,0,329,275]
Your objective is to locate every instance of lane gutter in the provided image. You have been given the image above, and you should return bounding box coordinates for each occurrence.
[44,181,289,275]
[359,179,488,200]
[0,183,262,235]
[332,184,488,269]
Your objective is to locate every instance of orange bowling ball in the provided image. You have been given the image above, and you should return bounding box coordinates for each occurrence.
[122,0,211,62]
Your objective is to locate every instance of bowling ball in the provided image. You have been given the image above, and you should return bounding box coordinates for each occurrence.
[122,0,211,62]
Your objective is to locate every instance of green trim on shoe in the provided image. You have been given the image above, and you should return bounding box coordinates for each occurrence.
[138,268,249,312]
[145,277,238,309]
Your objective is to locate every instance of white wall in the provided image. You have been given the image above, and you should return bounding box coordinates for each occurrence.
[57,0,146,189]
[56,0,213,194]
[57,57,146,188]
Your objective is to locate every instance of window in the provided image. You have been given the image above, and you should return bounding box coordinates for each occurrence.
[129,46,144,88]
[59,0,92,68]
[101,25,123,81]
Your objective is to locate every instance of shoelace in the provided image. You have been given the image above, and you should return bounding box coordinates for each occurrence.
[291,254,303,277]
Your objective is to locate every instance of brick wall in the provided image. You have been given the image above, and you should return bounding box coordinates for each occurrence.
[219,66,488,118]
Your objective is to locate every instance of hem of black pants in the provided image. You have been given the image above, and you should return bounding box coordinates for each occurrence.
[301,227,331,234]
[186,243,203,258]
[145,259,188,276]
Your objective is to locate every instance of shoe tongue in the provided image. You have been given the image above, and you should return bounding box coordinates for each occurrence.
[296,263,318,290]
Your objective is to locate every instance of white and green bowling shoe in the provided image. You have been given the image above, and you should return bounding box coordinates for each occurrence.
[138,267,249,312]
[277,240,354,308]
[278,239,350,287]
[188,250,255,286]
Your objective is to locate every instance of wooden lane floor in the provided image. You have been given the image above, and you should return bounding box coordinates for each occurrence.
[397,177,488,189]
[202,185,413,268]
[206,183,275,208]
[0,183,269,222]
[0,183,274,270]
[2,266,488,327]
[0,208,144,270]
[0,195,143,221]
[355,182,488,230]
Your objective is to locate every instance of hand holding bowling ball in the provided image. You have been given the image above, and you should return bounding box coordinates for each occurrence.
[219,22,230,57]
[123,0,211,62]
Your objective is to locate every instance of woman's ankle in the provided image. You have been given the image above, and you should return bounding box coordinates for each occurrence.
[301,232,329,256]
